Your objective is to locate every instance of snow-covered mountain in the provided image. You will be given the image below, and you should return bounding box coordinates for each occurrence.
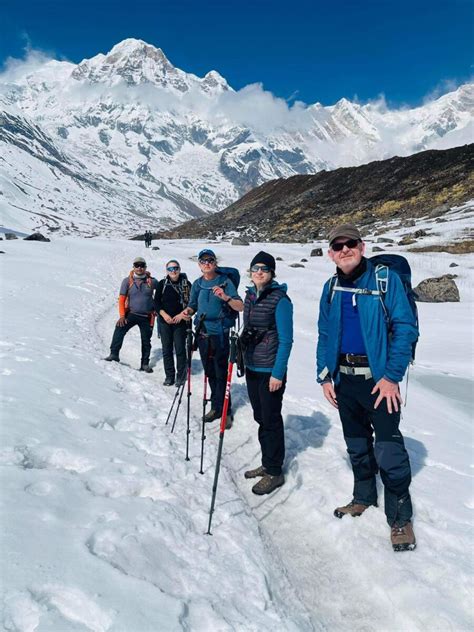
[0,38,472,236]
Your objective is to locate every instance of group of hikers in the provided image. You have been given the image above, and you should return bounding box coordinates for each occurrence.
[104,222,418,552]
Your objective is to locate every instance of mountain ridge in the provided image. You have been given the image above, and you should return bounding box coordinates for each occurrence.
[0,38,472,236]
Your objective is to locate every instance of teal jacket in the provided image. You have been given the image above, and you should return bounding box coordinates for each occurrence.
[316,259,418,384]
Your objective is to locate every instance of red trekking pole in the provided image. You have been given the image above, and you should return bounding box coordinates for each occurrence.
[206,330,237,535]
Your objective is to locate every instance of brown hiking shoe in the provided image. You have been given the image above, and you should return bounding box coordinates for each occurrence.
[251,474,285,495]
[334,500,372,519]
[391,522,416,552]
[244,465,267,479]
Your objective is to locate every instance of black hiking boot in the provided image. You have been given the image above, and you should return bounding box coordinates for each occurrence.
[204,409,221,423]
[334,500,373,519]
[391,522,416,552]
[175,375,186,387]
[140,364,153,373]
[104,354,120,362]
[251,473,285,495]
[163,376,175,386]
[244,465,267,479]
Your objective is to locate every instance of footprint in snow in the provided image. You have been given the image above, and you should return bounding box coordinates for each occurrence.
[60,407,81,421]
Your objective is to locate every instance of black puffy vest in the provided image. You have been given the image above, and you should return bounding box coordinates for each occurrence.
[243,286,289,368]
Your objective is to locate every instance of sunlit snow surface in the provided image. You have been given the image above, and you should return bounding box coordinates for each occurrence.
[1,212,473,631]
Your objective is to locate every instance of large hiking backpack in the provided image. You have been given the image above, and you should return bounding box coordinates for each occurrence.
[330,254,419,361]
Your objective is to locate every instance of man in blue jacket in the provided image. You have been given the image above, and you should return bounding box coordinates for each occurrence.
[316,224,418,551]
[181,249,244,423]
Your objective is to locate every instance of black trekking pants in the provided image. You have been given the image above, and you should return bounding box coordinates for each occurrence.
[246,369,286,476]
[110,313,153,365]
[159,319,186,382]
[335,373,413,526]
[197,333,230,415]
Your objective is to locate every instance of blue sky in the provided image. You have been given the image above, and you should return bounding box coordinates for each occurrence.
[0,0,472,106]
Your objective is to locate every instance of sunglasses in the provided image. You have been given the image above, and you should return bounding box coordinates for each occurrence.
[331,239,360,252]
[133,262,146,268]
[167,266,180,272]
[199,258,216,264]
[251,265,271,273]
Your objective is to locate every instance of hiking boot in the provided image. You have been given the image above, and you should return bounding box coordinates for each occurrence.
[391,522,416,552]
[252,473,285,495]
[104,354,120,362]
[140,364,153,373]
[334,500,373,519]
[163,376,175,386]
[204,409,221,423]
[244,465,267,479]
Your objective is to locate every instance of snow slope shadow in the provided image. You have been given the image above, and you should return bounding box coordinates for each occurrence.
[404,436,428,477]
[285,411,330,469]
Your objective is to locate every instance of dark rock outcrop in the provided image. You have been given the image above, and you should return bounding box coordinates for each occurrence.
[155,145,474,242]
[310,248,323,256]
[414,275,460,302]
[231,237,250,246]
[5,233,17,240]
[24,232,51,242]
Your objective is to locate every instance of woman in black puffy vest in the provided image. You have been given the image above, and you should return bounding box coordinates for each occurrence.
[242,251,293,495]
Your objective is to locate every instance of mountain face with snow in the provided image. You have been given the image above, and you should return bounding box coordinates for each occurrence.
[0,38,472,236]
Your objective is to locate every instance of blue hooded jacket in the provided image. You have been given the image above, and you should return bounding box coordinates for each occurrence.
[316,259,418,384]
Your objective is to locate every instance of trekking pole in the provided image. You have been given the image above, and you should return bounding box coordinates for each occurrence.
[170,314,206,435]
[206,330,237,535]
[165,383,182,425]
[199,346,212,475]
[184,322,194,461]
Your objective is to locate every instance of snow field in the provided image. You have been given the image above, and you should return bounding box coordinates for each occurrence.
[1,228,473,631]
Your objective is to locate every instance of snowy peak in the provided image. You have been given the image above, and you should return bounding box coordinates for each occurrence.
[71,38,229,95]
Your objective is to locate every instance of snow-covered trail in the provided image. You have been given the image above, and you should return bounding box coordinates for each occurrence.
[1,232,473,631]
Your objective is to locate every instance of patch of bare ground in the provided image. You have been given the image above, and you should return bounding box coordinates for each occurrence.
[408,239,474,254]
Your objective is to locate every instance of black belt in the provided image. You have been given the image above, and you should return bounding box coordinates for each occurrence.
[339,353,369,367]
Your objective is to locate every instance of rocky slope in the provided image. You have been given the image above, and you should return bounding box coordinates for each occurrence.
[156,144,474,241]
[1,38,473,236]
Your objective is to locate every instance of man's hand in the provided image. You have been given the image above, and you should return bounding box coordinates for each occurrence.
[371,378,402,414]
[322,381,338,408]
[269,377,283,392]
[212,286,229,301]
[116,316,128,327]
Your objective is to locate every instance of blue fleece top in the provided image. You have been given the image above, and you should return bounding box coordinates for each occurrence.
[340,280,367,355]
[245,282,293,380]
[188,274,240,335]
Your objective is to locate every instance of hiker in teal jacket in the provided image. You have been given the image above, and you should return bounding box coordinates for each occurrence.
[316,223,418,552]
[181,249,243,422]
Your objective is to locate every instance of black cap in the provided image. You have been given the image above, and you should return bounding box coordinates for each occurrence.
[250,251,276,271]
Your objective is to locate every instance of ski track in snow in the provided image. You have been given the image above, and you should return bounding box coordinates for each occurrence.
[1,231,473,631]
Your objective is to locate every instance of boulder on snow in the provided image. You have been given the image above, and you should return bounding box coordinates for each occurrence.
[310,248,323,257]
[414,275,460,303]
[372,246,385,252]
[23,232,51,242]
[289,263,305,268]
[152,246,160,250]
[5,233,17,240]
[301,258,308,262]
[231,237,250,246]
[449,262,459,268]
[276,257,283,261]
[413,229,428,239]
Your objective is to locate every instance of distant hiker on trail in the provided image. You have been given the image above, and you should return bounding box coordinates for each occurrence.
[144,231,152,248]
[104,256,159,373]
[155,260,192,387]
[316,223,419,551]
[180,249,243,423]
[241,252,293,495]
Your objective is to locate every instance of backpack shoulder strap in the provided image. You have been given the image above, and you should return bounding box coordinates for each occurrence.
[375,264,389,321]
